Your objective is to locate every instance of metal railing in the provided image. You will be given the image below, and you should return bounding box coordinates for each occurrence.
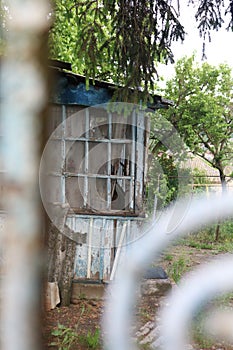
[1,1,233,349]
[103,193,233,350]
[0,1,50,349]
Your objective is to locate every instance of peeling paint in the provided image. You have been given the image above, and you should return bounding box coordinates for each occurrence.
[46,67,155,282]
[71,216,147,281]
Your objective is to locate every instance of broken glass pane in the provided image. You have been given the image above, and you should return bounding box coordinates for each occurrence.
[66,177,84,209]
[89,108,108,139]
[89,142,108,175]
[65,108,86,138]
[65,141,85,173]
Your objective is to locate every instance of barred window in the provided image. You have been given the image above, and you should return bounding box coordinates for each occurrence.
[45,105,148,216]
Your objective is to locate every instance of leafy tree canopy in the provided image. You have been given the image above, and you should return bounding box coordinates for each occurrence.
[160,54,233,188]
[0,1,9,55]
[49,0,233,100]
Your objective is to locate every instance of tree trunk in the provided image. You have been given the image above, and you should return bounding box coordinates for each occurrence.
[46,222,76,306]
[219,168,227,194]
[215,222,221,242]
[215,168,227,241]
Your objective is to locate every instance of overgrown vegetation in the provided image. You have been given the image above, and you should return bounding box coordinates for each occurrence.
[167,256,190,283]
[160,55,233,191]
[47,1,233,100]
[164,220,233,285]
[163,224,233,348]
[180,220,233,251]
[50,324,101,350]
[146,148,192,214]
[191,292,233,349]
[146,55,233,239]
[49,302,101,349]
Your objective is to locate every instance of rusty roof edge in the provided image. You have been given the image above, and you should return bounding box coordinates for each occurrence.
[49,59,72,71]
[49,60,173,109]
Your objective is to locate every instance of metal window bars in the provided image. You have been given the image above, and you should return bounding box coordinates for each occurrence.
[48,105,143,215]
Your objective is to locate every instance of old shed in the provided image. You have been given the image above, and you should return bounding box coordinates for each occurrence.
[41,60,172,295]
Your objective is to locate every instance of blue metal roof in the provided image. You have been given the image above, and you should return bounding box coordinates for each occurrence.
[53,77,113,106]
[49,60,173,109]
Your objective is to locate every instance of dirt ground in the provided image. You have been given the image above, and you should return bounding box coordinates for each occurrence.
[42,244,233,350]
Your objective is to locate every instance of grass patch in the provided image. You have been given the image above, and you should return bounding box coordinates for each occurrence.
[177,219,233,253]
[167,256,190,283]
[163,254,173,262]
[191,292,233,349]
[179,237,233,253]
[50,324,101,349]
[80,329,101,349]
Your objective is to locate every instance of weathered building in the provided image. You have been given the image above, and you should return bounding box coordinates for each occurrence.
[40,60,172,301]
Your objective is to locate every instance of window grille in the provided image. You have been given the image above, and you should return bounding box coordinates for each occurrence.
[48,105,148,216]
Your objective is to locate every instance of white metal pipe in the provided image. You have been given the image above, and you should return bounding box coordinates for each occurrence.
[160,254,233,350]
[110,221,127,281]
[61,105,66,205]
[130,110,136,209]
[0,1,50,349]
[103,193,233,350]
[107,113,112,209]
[84,109,90,207]
[87,217,93,278]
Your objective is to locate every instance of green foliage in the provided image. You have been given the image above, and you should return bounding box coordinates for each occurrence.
[49,303,93,349]
[138,343,151,350]
[191,167,218,194]
[163,254,173,262]
[192,168,212,185]
[3,0,233,98]
[161,55,233,188]
[192,293,233,349]
[191,314,214,350]
[81,329,100,349]
[180,219,233,252]
[0,1,9,55]
[50,324,78,350]
[220,220,233,240]
[50,324,101,350]
[49,1,233,100]
[49,0,85,74]
[145,154,177,213]
[167,256,190,283]
[146,109,193,213]
[145,150,191,214]
[49,0,186,98]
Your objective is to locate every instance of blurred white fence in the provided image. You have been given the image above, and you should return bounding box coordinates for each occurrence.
[0,1,50,349]
[0,1,233,350]
[103,193,233,350]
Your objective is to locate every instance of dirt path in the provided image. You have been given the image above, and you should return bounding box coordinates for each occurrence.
[43,245,233,350]
[159,244,230,275]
